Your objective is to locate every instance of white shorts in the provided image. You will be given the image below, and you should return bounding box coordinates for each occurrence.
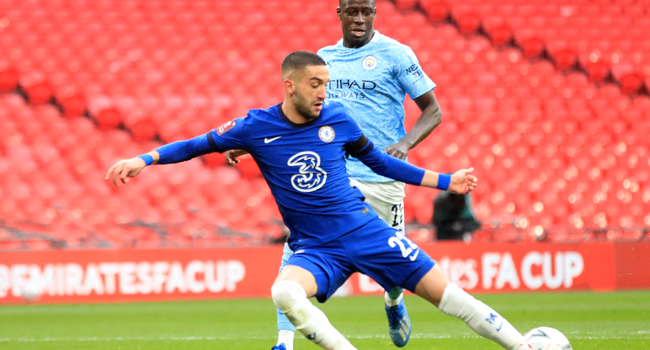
[350,179,406,232]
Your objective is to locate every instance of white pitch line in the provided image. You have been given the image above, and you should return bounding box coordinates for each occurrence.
[0,335,457,342]
[0,333,649,342]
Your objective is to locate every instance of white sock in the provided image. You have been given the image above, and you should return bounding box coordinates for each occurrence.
[277,330,294,350]
[384,291,403,307]
[272,281,357,350]
[438,283,523,350]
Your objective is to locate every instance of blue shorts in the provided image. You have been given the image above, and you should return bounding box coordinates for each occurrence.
[286,217,435,303]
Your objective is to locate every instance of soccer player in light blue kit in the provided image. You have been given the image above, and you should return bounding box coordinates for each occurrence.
[106,52,525,350]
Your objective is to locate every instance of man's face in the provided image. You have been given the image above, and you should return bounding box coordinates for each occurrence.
[291,65,329,120]
[338,0,376,47]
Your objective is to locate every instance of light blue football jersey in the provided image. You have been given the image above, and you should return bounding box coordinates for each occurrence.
[317,31,436,183]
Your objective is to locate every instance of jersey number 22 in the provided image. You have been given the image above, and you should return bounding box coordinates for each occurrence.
[388,231,420,261]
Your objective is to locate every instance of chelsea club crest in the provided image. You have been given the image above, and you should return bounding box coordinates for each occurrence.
[318,126,335,143]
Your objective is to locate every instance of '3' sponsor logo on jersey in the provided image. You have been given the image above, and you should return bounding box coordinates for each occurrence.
[287,151,327,193]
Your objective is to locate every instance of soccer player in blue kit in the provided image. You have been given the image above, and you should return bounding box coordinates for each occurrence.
[106,52,525,350]
[226,1,443,348]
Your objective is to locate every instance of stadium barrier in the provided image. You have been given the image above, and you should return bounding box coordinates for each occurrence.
[0,242,648,304]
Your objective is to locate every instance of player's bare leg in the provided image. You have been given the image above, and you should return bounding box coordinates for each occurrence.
[272,265,357,350]
[414,265,524,350]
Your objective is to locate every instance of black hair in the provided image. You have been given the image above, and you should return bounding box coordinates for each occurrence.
[339,0,376,7]
[281,51,326,78]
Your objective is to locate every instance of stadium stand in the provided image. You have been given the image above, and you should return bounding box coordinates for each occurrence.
[0,0,648,249]
[0,93,282,249]
[416,0,650,92]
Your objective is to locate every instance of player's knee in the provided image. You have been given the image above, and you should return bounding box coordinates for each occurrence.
[414,266,450,306]
[272,280,306,313]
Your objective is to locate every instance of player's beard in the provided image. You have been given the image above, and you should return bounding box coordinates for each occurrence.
[293,90,319,121]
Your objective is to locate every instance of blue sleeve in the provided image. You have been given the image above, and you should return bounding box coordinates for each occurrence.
[205,117,249,153]
[155,134,213,164]
[347,137,425,186]
[394,45,436,99]
[155,117,249,164]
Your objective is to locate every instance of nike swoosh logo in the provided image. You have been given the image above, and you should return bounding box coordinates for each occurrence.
[409,249,420,261]
[264,136,282,144]
[496,321,503,332]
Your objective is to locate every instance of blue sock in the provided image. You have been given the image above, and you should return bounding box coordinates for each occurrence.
[277,307,296,332]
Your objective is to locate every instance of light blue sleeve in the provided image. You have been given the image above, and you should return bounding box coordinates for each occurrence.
[393,46,436,99]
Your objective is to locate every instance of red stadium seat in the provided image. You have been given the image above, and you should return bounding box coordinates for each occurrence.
[19,73,53,104]
[455,13,481,35]
[619,73,645,95]
[551,49,578,70]
[55,85,87,118]
[93,107,123,130]
[519,37,545,58]
[0,63,19,93]
[486,25,512,47]
[125,118,157,142]
[583,61,611,83]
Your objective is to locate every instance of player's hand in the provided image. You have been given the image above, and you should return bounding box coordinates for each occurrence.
[386,141,410,160]
[225,149,249,166]
[105,158,147,187]
[448,168,478,194]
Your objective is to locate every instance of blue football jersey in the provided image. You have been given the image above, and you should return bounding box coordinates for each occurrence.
[207,102,378,248]
[318,32,436,182]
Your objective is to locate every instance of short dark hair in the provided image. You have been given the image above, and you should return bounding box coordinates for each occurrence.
[339,0,376,7]
[281,51,326,78]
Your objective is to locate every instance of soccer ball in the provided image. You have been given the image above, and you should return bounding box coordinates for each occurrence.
[518,327,572,350]
[19,284,41,302]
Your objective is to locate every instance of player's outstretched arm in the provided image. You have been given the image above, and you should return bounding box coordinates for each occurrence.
[351,137,477,193]
[421,168,477,194]
[105,152,157,187]
[105,133,215,187]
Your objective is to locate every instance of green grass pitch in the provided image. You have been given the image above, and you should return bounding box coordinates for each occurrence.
[0,291,648,349]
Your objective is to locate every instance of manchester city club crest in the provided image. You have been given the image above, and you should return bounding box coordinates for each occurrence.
[318,126,335,143]
[362,55,378,70]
